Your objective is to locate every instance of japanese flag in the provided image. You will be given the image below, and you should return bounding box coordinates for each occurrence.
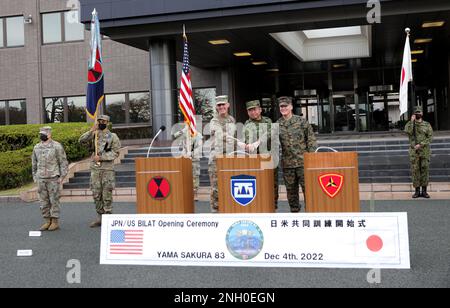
[399,32,412,116]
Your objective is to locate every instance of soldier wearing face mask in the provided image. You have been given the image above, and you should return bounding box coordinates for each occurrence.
[79,115,121,227]
[32,126,68,231]
[404,106,433,198]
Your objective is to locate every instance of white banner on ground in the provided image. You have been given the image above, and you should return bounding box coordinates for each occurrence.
[100,213,410,268]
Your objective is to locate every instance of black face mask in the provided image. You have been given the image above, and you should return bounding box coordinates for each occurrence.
[415,114,422,120]
[98,123,107,130]
[40,134,48,142]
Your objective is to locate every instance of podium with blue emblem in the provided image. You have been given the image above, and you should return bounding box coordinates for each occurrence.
[217,155,275,213]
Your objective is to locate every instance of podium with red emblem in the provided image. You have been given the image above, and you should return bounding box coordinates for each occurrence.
[304,152,360,212]
[135,157,194,213]
[217,155,275,213]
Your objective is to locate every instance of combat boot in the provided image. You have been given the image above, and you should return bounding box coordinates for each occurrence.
[412,187,421,198]
[48,218,59,231]
[421,186,430,198]
[90,215,102,228]
[39,218,52,231]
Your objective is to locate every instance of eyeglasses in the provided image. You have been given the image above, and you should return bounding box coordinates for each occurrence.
[279,105,289,108]
[216,104,226,107]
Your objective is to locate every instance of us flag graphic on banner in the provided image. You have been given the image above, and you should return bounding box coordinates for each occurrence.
[178,26,197,136]
[109,230,144,255]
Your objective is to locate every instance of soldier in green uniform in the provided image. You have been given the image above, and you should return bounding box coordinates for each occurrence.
[243,99,279,209]
[79,115,121,227]
[277,96,317,212]
[404,106,433,198]
[208,95,236,212]
[32,126,68,231]
[172,126,203,200]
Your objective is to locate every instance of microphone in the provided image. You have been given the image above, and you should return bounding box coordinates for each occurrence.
[146,126,166,158]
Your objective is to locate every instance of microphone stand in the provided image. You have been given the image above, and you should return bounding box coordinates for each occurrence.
[146,127,165,158]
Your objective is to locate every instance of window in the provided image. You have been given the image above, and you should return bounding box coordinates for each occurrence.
[129,92,151,123]
[42,13,62,44]
[6,17,24,47]
[67,96,86,122]
[64,11,84,41]
[44,96,87,123]
[105,94,126,124]
[44,98,64,123]
[42,11,84,44]
[0,16,25,48]
[8,100,27,124]
[194,88,216,123]
[0,101,5,125]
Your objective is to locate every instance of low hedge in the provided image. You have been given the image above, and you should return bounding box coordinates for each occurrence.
[0,123,91,190]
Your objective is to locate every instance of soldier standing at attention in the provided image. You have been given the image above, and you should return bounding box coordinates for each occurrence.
[208,95,236,212]
[79,115,121,227]
[277,96,317,212]
[32,126,68,231]
[172,126,203,200]
[404,106,433,198]
[243,99,279,209]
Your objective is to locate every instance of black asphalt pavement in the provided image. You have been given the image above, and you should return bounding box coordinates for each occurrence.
[0,200,449,288]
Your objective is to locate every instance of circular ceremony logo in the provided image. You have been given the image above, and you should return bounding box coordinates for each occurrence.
[225,220,264,260]
[147,176,171,200]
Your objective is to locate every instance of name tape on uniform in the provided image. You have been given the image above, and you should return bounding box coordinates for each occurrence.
[100,213,410,268]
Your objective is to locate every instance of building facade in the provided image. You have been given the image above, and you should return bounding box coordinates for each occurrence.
[2,0,450,138]
[0,0,152,128]
[77,0,450,137]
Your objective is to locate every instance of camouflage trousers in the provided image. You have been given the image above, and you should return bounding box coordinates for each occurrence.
[208,162,219,212]
[410,155,430,188]
[193,159,200,192]
[90,169,115,214]
[37,178,61,219]
[273,167,279,206]
[283,167,305,211]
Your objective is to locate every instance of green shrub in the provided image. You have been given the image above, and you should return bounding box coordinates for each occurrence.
[113,125,152,140]
[0,123,91,190]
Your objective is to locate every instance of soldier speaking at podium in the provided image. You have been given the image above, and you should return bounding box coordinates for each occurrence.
[79,115,121,227]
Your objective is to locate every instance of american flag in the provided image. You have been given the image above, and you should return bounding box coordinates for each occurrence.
[178,29,197,136]
[109,230,144,255]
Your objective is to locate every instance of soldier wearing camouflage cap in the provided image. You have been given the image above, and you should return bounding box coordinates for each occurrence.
[404,105,433,198]
[277,96,317,212]
[208,95,237,212]
[243,99,279,209]
[32,126,68,231]
[79,115,121,227]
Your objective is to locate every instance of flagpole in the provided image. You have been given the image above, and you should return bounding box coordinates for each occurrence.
[92,9,99,158]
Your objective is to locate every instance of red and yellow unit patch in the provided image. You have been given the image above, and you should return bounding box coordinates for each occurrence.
[318,173,344,198]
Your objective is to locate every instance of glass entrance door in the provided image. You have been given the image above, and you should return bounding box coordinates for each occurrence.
[333,92,356,132]
[294,94,329,133]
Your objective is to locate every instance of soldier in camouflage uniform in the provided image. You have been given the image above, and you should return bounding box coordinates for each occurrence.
[243,100,279,209]
[208,95,236,212]
[79,115,121,227]
[172,126,203,199]
[277,96,317,212]
[404,106,433,198]
[32,126,68,231]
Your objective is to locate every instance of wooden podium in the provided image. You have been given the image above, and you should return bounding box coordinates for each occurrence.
[135,157,194,214]
[217,155,275,213]
[304,152,360,212]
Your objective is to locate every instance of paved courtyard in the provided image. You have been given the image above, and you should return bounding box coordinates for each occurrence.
[0,200,448,288]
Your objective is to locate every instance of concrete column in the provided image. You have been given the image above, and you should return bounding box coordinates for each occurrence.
[149,39,178,140]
